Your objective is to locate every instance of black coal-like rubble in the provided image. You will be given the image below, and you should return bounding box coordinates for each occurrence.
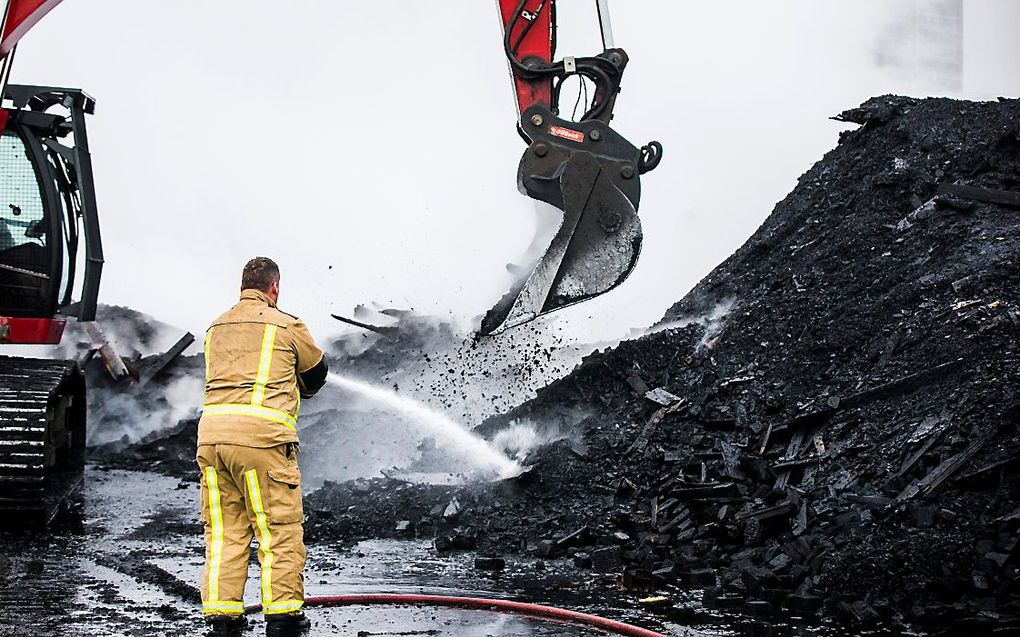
[98,95,1020,632]
[306,95,1020,632]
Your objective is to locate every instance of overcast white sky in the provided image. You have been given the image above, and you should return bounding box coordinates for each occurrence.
[8,0,1020,344]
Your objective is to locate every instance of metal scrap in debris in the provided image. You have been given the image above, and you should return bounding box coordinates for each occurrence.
[719,375,755,389]
[951,299,982,311]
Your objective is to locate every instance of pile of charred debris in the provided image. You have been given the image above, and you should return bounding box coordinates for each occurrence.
[302,96,1020,632]
[86,95,1020,631]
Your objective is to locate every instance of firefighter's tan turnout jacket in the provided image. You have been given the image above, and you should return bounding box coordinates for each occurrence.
[199,289,325,447]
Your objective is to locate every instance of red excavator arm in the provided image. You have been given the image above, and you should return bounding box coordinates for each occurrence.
[0,0,66,138]
[483,0,662,334]
[0,0,61,56]
[497,0,554,116]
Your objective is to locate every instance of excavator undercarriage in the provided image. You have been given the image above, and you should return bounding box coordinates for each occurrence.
[0,356,85,525]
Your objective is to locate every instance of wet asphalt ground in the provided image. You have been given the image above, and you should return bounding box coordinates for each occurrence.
[0,466,700,637]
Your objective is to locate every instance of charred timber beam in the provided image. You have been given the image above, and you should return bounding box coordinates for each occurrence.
[624,398,686,458]
[893,424,948,481]
[736,500,797,521]
[670,482,740,500]
[769,359,966,442]
[84,322,131,381]
[140,332,195,386]
[953,453,1020,485]
[330,314,397,335]
[771,456,824,472]
[937,183,1020,209]
[895,425,996,505]
[842,359,965,410]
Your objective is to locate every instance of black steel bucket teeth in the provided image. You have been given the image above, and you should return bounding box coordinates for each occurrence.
[480,106,653,335]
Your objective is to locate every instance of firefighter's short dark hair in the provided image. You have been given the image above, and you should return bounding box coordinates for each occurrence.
[241,257,280,292]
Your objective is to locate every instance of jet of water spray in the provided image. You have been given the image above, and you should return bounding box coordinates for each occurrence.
[325,373,520,479]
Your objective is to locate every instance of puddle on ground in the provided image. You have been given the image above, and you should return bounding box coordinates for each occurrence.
[0,466,711,636]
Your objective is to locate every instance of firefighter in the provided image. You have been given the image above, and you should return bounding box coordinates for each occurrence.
[197,257,328,637]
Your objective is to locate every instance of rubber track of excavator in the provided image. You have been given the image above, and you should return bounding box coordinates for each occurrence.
[0,356,85,526]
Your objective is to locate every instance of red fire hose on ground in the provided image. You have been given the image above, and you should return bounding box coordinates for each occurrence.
[245,593,668,637]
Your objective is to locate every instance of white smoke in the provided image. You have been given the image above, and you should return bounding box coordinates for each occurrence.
[645,298,737,338]
[86,373,204,447]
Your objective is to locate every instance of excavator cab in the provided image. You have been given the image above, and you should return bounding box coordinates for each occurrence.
[481,0,662,334]
[0,85,102,331]
[0,85,102,524]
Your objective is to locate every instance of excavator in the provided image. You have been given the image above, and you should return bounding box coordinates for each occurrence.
[0,0,661,524]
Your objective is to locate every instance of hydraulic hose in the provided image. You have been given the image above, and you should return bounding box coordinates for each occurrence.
[245,593,667,637]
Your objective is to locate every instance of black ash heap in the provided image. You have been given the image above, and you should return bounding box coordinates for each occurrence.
[308,95,1020,632]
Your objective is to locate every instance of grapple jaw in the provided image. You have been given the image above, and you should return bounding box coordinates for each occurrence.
[479,105,647,335]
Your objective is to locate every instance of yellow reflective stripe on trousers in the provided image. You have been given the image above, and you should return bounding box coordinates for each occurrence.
[202,601,244,614]
[204,466,224,604]
[201,403,298,430]
[245,469,274,607]
[251,324,278,406]
[265,599,304,615]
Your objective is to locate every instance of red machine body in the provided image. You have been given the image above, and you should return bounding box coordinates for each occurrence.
[0,316,66,344]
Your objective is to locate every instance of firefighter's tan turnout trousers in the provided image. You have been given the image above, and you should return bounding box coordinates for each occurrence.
[197,442,305,617]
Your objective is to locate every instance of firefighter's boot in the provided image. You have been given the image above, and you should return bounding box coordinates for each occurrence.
[206,615,246,637]
[265,611,310,637]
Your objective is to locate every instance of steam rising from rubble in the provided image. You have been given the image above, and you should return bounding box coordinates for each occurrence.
[86,373,203,447]
[645,298,736,337]
[50,305,193,361]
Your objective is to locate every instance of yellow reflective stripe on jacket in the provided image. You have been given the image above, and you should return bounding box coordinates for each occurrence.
[245,470,274,606]
[251,324,277,407]
[203,327,214,384]
[204,467,224,604]
[265,600,304,615]
[202,601,244,615]
[202,403,298,431]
